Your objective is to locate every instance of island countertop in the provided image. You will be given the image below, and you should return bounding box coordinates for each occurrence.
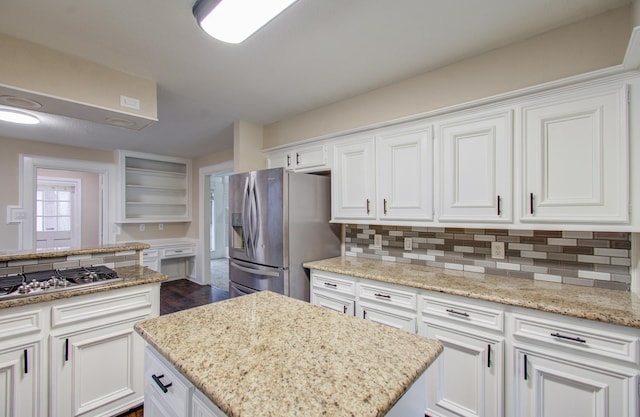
[134,291,443,417]
[304,256,640,329]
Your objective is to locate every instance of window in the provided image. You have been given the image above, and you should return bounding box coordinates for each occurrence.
[36,185,74,233]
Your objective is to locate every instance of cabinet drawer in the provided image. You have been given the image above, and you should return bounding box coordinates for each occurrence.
[359,282,417,311]
[311,272,356,297]
[161,246,195,258]
[359,301,417,334]
[142,249,159,259]
[0,309,41,341]
[51,288,153,328]
[421,295,504,332]
[145,347,193,417]
[512,313,639,364]
[312,291,355,316]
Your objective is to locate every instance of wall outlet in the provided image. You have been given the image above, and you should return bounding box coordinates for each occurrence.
[374,234,382,248]
[139,224,145,232]
[158,223,164,231]
[491,241,505,259]
[404,237,413,251]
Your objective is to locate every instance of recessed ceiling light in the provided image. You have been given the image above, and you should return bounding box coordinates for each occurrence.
[0,109,40,125]
[0,95,42,109]
[193,0,299,44]
[106,117,136,128]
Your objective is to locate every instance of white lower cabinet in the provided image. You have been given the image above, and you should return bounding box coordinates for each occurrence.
[50,318,146,417]
[0,341,42,417]
[309,269,640,417]
[419,293,505,417]
[513,346,637,417]
[310,271,356,316]
[0,284,159,417]
[145,346,226,417]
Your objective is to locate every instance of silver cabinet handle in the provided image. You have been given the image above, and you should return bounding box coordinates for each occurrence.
[446,308,469,317]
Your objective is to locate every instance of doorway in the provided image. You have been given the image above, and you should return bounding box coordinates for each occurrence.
[209,175,229,290]
[197,160,233,287]
[20,155,116,251]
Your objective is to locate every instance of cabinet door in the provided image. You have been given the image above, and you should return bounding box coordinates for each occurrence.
[513,347,637,417]
[266,150,292,170]
[50,319,145,417]
[311,291,355,316]
[422,323,503,417]
[292,144,328,171]
[0,342,41,417]
[332,137,376,220]
[377,124,433,221]
[440,111,512,222]
[144,390,178,417]
[359,302,417,334]
[522,86,628,223]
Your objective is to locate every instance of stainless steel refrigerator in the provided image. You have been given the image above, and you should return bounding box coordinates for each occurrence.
[228,167,341,301]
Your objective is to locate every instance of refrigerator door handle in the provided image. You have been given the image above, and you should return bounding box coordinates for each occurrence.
[230,261,280,277]
[250,179,260,255]
[242,177,252,258]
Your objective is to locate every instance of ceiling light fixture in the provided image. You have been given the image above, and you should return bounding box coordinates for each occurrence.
[193,0,299,44]
[0,109,40,125]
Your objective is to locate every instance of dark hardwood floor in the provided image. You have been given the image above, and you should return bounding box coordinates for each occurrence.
[116,279,229,416]
[160,278,230,315]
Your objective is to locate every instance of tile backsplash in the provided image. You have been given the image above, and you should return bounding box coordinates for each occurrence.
[345,225,632,291]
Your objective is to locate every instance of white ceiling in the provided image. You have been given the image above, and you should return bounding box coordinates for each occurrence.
[0,0,630,158]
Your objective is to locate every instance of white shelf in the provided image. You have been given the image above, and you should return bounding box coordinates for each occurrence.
[117,150,192,223]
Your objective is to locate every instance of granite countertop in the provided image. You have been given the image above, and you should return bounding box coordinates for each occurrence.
[0,265,167,309]
[135,291,443,417]
[304,256,640,329]
[0,242,150,262]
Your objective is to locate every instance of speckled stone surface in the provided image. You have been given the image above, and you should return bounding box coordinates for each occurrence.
[135,291,443,417]
[304,256,640,329]
[0,266,166,309]
[0,242,150,262]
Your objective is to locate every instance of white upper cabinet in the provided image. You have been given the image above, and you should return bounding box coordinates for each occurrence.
[332,136,377,220]
[521,85,629,224]
[118,150,192,223]
[377,124,433,221]
[332,123,433,223]
[439,110,513,223]
[266,143,330,173]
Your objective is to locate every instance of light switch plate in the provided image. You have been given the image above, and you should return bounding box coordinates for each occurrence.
[6,205,26,224]
[404,237,413,251]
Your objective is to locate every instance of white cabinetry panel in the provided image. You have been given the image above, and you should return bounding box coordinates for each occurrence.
[513,346,637,417]
[521,86,628,223]
[332,137,376,220]
[0,341,41,417]
[440,111,512,222]
[377,124,433,221]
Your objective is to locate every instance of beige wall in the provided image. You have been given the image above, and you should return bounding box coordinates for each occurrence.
[263,6,632,148]
[0,136,113,251]
[634,0,640,26]
[234,121,266,173]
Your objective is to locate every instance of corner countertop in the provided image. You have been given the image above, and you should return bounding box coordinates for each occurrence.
[0,242,150,262]
[304,256,640,329]
[0,265,167,309]
[135,291,443,417]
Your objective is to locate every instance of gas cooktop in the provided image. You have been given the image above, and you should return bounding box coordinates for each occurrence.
[0,266,122,299]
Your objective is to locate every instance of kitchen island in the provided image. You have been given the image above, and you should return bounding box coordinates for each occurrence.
[134,290,442,417]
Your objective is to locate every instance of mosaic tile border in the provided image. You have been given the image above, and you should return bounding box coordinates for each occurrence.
[345,225,631,291]
[0,250,141,277]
